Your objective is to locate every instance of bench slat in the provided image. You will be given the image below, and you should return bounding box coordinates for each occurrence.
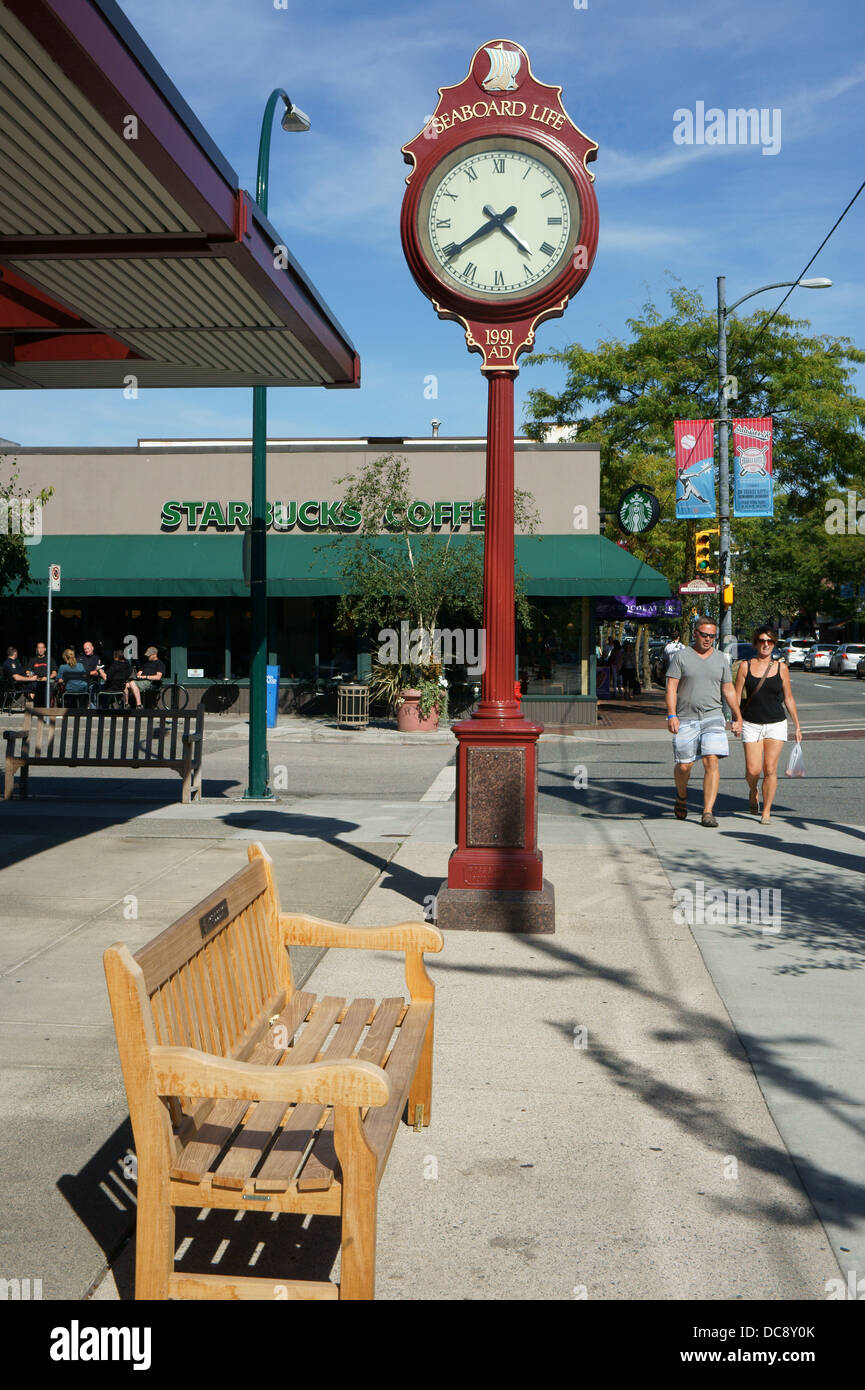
[213,997,374,1193]
[170,990,317,1184]
[296,997,405,1193]
[135,860,267,992]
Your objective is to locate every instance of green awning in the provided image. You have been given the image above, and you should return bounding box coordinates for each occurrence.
[20,533,671,599]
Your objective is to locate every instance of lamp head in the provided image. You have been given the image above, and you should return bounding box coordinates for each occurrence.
[798,277,832,289]
[281,99,310,132]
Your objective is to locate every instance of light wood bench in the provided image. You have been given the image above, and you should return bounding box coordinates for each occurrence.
[3,707,204,802]
[104,843,444,1300]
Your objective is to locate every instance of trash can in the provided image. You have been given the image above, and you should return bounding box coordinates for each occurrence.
[337,682,369,729]
[266,665,280,728]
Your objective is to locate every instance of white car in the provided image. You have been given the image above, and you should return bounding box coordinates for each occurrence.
[829,643,865,675]
[802,644,835,671]
[780,638,816,667]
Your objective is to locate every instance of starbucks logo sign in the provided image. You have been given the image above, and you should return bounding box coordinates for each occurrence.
[617,485,660,536]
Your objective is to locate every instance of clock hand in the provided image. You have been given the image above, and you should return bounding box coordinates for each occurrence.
[443,214,501,259]
[481,204,532,256]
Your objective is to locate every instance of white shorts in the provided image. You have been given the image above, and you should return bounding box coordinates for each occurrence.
[742,719,787,743]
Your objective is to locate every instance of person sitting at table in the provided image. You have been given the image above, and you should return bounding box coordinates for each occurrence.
[135,646,166,705]
[99,650,141,708]
[79,640,103,700]
[28,641,56,706]
[3,646,37,703]
[56,648,90,708]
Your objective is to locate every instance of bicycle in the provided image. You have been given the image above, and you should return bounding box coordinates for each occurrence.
[157,675,190,710]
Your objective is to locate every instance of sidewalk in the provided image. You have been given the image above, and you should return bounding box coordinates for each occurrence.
[0,765,846,1301]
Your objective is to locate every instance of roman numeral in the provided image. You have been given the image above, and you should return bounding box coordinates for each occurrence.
[442,243,460,260]
[523,263,532,279]
[547,217,562,225]
[540,188,554,198]
[493,270,504,286]
[465,167,478,182]
[436,219,451,228]
[493,158,505,173]
[522,166,532,180]
[540,241,555,256]
[463,262,476,281]
[442,190,458,201]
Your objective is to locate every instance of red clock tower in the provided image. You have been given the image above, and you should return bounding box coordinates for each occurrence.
[401,40,599,932]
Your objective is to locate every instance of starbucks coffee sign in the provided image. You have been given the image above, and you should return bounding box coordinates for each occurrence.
[160,499,487,532]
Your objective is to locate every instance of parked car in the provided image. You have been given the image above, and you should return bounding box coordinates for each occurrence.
[779,638,816,666]
[803,643,837,672]
[828,643,865,675]
[857,655,865,680]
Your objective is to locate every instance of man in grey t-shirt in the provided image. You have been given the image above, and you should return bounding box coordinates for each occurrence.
[666,619,742,827]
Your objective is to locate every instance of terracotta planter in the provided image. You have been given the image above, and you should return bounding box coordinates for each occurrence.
[396,689,440,732]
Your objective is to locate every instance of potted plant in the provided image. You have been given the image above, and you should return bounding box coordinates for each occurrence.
[369,659,449,731]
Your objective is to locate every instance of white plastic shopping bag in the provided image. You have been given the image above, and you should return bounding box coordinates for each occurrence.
[785,741,805,777]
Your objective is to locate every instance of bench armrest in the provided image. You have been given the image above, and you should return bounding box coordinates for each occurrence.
[151,1046,390,1108]
[3,730,24,747]
[278,913,443,955]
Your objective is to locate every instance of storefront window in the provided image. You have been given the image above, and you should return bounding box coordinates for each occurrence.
[519,599,585,696]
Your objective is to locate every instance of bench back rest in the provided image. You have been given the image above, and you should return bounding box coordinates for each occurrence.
[104,845,292,1153]
[23,707,203,763]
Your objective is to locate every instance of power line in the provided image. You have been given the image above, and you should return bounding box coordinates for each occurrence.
[737,175,865,366]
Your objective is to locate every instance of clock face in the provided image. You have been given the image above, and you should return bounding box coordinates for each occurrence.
[417,137,581,304]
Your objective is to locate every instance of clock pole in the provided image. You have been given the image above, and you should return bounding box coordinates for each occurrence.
[435,367,553,931]
[400,38,600,934]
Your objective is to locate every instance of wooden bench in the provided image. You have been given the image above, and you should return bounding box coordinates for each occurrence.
[104,843,444,1300]
[3,707,204,802]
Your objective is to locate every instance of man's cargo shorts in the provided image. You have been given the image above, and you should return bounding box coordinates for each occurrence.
[672,715,729,764]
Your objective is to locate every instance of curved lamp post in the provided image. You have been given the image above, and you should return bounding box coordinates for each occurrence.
[716,275,832,653]
[244,91,310,800]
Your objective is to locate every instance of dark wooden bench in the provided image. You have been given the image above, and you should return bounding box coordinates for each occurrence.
[3,707,204,802]
[104,843,444,1300]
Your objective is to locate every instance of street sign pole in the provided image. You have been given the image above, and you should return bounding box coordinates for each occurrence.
[46,564,60,708]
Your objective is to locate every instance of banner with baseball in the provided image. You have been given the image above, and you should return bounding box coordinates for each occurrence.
[733,417,773,517]
[674,420,716,519]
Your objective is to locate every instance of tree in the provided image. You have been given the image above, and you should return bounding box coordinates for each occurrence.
[323,454,539,712]
[0,458,53,596]
[522,282,865,630]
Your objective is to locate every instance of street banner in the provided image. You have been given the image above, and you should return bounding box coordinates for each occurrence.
[733,417,773,516]
[674,420,716,518]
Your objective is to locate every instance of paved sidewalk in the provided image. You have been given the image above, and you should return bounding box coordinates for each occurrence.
[0,770,846,1301]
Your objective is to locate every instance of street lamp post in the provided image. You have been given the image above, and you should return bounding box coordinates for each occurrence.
[716,275,831,655]
[244,90,310,801]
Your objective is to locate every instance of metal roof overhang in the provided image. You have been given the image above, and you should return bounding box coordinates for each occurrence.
[0,0,360,390]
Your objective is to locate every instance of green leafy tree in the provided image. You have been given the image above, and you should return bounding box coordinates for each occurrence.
[323,454,539,710]
[522,282,865,631]
[1,458,53,596]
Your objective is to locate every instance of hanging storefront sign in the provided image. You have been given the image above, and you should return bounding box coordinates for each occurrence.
[732,417,773,517]
[616,485,660,535]
[674,420,716,519]
[596,596,682,620]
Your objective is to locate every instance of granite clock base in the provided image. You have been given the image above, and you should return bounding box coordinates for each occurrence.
[434,879,555,934]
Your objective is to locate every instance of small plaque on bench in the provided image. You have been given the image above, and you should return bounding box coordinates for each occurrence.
[199,898,229,937]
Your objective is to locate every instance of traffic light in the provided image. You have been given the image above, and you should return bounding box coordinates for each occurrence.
[695,528,719,574]
[722,583,734,606]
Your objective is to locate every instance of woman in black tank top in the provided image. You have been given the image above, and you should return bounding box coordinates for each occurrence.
[734,627,802,824]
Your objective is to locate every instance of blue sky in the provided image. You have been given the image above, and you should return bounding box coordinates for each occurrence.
[3,0,863,447]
